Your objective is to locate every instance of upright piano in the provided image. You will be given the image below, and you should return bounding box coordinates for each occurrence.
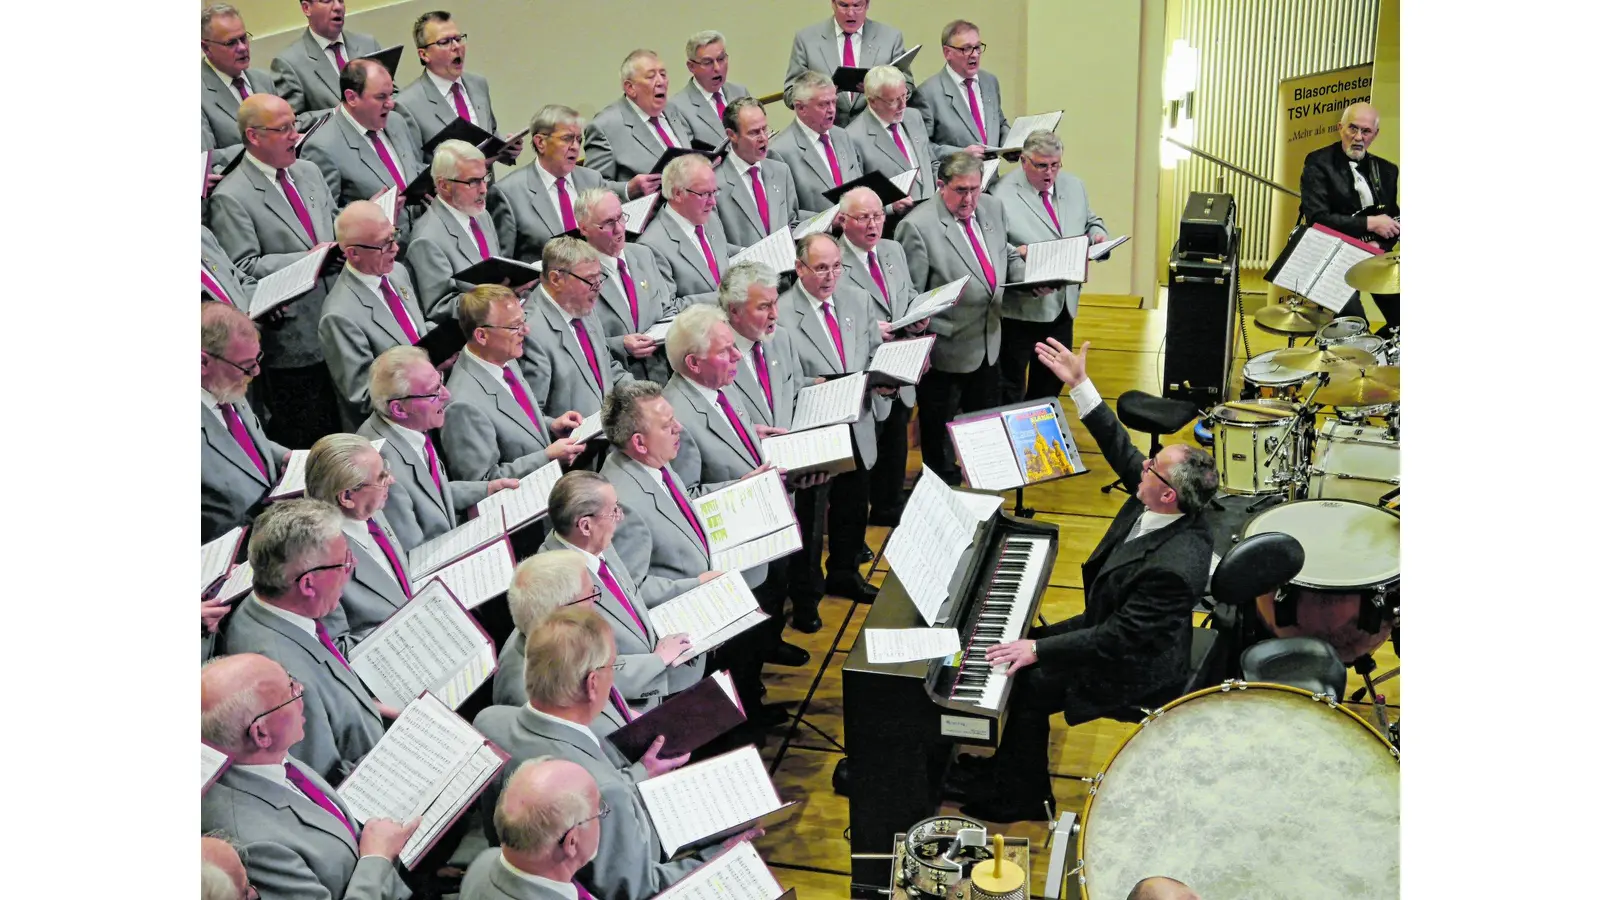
[842,507,1058,895]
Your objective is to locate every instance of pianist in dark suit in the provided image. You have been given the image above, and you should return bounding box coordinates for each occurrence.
[1298,102,1399,332]
[955,339,1219,823]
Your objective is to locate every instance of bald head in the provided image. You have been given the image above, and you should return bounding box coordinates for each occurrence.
[1337,102,1381,161]
[201,653,302,759]
[1127,876,1201,900]
[497,758,599,865]
[238,94,297,168]
[336,200,398,276]
[200,837,248,900]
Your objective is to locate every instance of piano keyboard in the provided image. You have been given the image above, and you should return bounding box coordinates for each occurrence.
[949,535,1052,710]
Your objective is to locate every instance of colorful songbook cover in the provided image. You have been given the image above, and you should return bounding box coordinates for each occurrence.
[1002,404,1085,483]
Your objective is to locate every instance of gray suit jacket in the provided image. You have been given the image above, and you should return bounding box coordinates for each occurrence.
[209,157,338,369]
[340,511,413,643]
[270,28,382,116]
[715,156,802,250]
[841,237,917,412]
[201,399,289,542]
[442,353,554,481]
[356,415,491,549]
[767,122,864,217]
[221,598,386,781]
[582,98,696,182]
[909,68,1011,160]
[845,110,936,203]
[318,265,434,431]
[471,706,704,899]
[490,631,631,741]
[202,755,409,900]
[637,212,732,309]
[665,81,752,147]
[395,71,499,162]
[594,244,675,385]
[729,328,804,431]
[405,200,503,324]
[203,224,257,308]
[784,18,910,127]
[489,163,626,265]
[518,287,633,418]
[893,194,1025,373]
[201,63,281,152]
[460,848,570,900]
[663,375,764,491]
[601,452,714,609]
[299,108,426,246]
[777,283,880,469]
[994,167,1106,321]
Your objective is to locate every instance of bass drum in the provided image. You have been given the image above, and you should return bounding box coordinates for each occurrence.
[1078,683,1399,899]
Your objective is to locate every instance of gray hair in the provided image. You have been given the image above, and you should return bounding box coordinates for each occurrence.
[201,4,241,37]
[941,19,981,46]
[202,301,256,357]
[199,657,260,754]
[412,10,453,49]
[1022,131,1064,158]
[796,232,838,266]
[304,433,374,508]
[334,200,386,244]
[1339,102,1380,129]
[620,48,662,82]
[666,303,729,375]
[661,153,712,199]
[718,262,779,314]
[1167,446,1220,515]
[494,759,592,855]
[431,138,486,183]
[247,499,346,597]
[523,606,612,707]
[201,861,241,900]
[685,30,726,59]
[789,69,835,107]
[542,235,601,276]
[507,550,589,633]
[863,64,906,97]
[547,470,611,536]
[573,187,616,228]
[602,380,666,447]
[839,185,882,217]
[369,345,432,420]
[530,103,584,138]
[938,150,985,182]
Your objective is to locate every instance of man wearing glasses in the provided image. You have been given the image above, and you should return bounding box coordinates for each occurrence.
[444,285,588,483]
[667,31,752,148]
[319,200,436,431]
[952,339,1219,822]
[359,345,520,549]
[847,65,936,209]
[408,140,519,324]
[202,652,416,899]
[270,0,381,118]
[584,49,698,183]
[784,0,912,128]
[575,188,677,385]
[218,500,390,781]
[304,433,413,645]
[520,237,635,424]
[202,302,291,542]
[910,20,1011,161]
[459,759,609,900]
[395,10,523,169]
[769,70,865,217]
[639,154,736,309]
[201,4,284,155]
[715,97,803,251]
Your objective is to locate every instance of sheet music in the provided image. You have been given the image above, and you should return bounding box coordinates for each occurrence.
[375,186,398,224]
[1310,241,1380,312]
[792,204,840,239]
[652,840,782,900]
[201,526,245,592]
[867,336,934,384]
[728,227,797,273]
[864,627,962,664]
[268,449,311,499]
[711,523,803,572]
[889,168,918,194]
[889,277,968,330]
[569,414,605,445]
[620,192,660,233]
[692,470,793,552]
[760,423,852,473]
[216,560,256,603]
[637,745,784,857]
[1269,226,1377,312]
[649,573,762,653]
[250,244,334,319]
[953,490,1005,523]
[408,510,507,580]
[416,539,515,611]
[949,417,1024,490]
[474,460,562,531]
[349,583,496,709]
[789,372,866,432]
[645,317,676,341]
[400,742,503,868]
[997,110,1064,151]
[1012,235,1089,286]
[883,466,980,624]
[979,158,1000,192]
[202,743,229,791]
[1087,234,1130,260]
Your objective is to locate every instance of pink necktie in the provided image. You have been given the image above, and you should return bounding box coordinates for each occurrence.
[555,176,577,232]
[366,518,412,598]
[329,41,347,70]
[842,32,856,67]
[232,75,251,99]
[501,365,537,422]
[468,216,492,259]
[575,881,598,900]
[715,391,762,462]
[963,78,988,145]
[366,130,404,188]
[596,560,647,635]
[379,277,422,344]
[748,165,771,233]
[660,466,711,552]
[571,318,604,389]
[449,82,471,122]
[751,341,774,412]
[202,267,234,306]
[422,433,445,494]
[867,250,890,306]
[648,116,676,149]
[888,122,910,162]
[276,169,319,245]
[1040,190,1062,234]
[220,404,270,478]
[609,687,636,723]
[712,91,726,121]
[817,133,843,187]
[820,301,847,367]
[314,619,352,670]
[616,258,640,329]
[961,216,997,292]
[694,225,722,284]
[284,762,359,840]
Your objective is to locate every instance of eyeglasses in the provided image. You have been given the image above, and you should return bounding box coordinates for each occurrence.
[1143,457,1175,492]
[558,268,610,291]
[245,676,305,736]
[354,465,395,491]
[562,588,603,607]
[204,33,253,50]
[1023,157,1062,173]
[799,261,849,277]
[208,351,264,377]
[251,123,295,136]
[538,132,583,147]
[349,236,399,252]
[681,186,721,201]
[843,212,886,224]
[944,42,987,56]
[443,176,488,189]
[585,506,626,523]
[294,548,356,582]
[689,53,729,67]
[559,800,612,844]
[480,320,529,335]
[423,33,467,49]
[392,383,446,403]
[946,185,984,198]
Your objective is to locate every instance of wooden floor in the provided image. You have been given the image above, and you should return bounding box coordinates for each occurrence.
[749,292,1400,897]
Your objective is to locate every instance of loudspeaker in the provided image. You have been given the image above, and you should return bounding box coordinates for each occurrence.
[1164,229,1239,407]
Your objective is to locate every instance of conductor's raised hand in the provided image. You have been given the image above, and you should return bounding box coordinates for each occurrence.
[1034,338,1089,388]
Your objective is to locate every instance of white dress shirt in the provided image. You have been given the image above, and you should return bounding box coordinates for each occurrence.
[1067,377,1184,542]
[244,150,298,208]
[694,80,726,113]
[834,21,861,78]
[794,119,839,181]
[535,159,579,226]
[945,64,988,140]
[252,594,319,639]
[207,58,252,102]
[439,196,484,238]
[341,517,403,589]
[626,98,680,149]
[339,105,406,183]
[523,703,605,755]
[662,204,714,254]
[344,264,420,336]
[202,388,230,429]
[683,376,741,436]
[426,69,477,124]
[389,419,430,462]
[954,211,995,274]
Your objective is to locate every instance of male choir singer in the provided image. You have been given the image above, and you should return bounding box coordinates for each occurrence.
[575,188,677,385]
[638,154,736,308]
[784,0,911,128]
[584,49,697,183]
[201,302,290,542]
[270,0,381,117]
[910,20,1010,160]
[667,31,752,148]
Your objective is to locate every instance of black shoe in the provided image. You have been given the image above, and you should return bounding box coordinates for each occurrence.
[831,757,850,795]
[961,792,1055,823]
[791,606,823,634]
[825,574,879,603]
[752,702,792,728]
[868,507,903,527]
[765,640,811,667]
[855,545,874,567]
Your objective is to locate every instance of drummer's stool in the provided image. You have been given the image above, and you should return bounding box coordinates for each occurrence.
[1209,531,1307,679]
[1101,391,1202,495]
[1240,637,1347,701]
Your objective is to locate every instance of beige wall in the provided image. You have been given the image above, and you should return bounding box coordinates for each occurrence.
[1372,0,1400,171]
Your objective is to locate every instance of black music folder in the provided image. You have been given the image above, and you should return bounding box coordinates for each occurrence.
[822,169,909,207]
[606,670,746,762]
[417,322,467,367]
[452,256,542,287]
[357,45,404,79]
[421,116,496,156]
[830,44,921,94]
[649,142,730,175]
[292,113,331,157]
[401,166,436,202]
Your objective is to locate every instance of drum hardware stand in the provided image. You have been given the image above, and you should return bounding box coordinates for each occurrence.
[1349,654,1393,736]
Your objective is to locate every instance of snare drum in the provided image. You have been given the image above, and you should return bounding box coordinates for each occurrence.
[1308,421,1399,505]
[1241,350,1314,400]
[1243,499,1399,662]
[1211,400,1298,495]
[1078,683,1399,900]
[1328,333,1390,365]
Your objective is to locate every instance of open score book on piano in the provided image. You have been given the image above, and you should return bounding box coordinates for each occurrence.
[636,745,801,859]
[348,581,497,710]
[691,470,803,573]
[948,399,1088,491]
[882,466,994,625]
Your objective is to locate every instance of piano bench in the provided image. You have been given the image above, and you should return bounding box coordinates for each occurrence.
[1104,627,1225,724]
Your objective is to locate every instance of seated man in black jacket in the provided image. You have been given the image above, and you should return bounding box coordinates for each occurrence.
[1298,102,1400,334]
[954,339,1219,823]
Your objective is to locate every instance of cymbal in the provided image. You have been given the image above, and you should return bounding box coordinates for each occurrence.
[1344,252,1400,293]
[1254,303,1332,335]
[1272,345,1378,372]
[1316,316,1371,342]
[1320,366,1401,407]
